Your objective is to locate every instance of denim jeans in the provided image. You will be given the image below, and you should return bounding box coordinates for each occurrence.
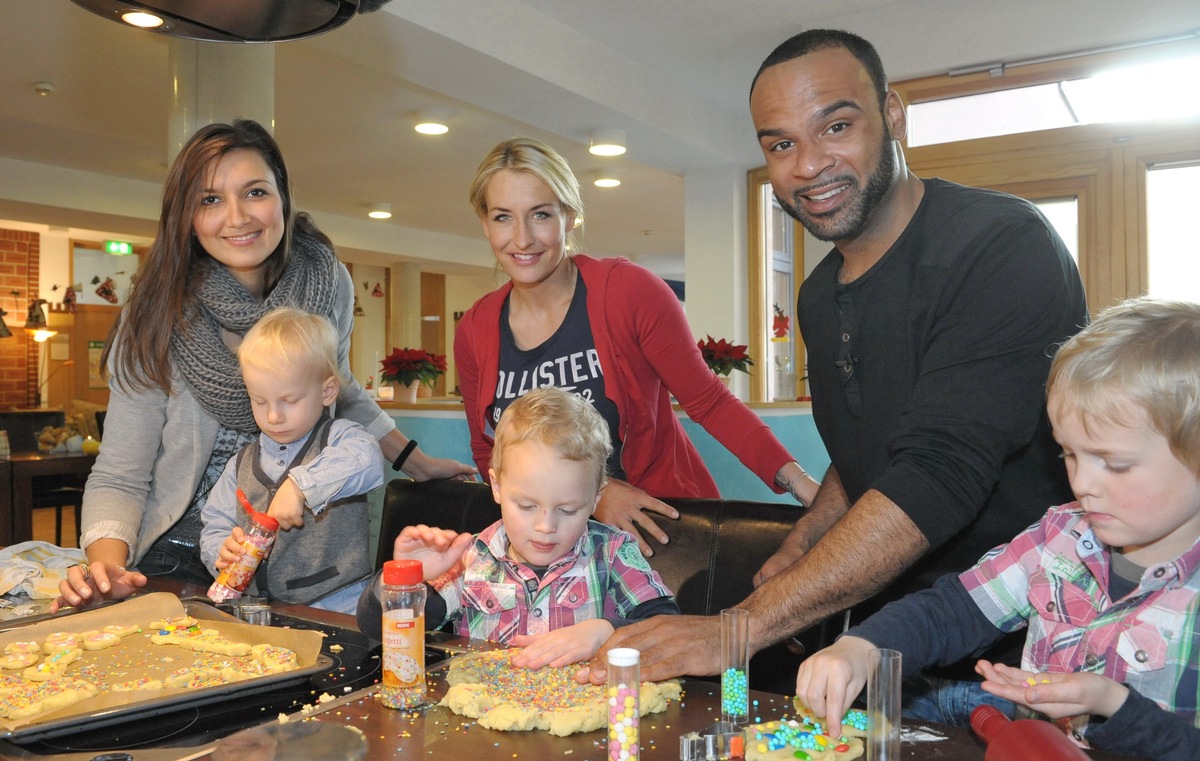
[135,538,213,587]
[902,675,1017,727]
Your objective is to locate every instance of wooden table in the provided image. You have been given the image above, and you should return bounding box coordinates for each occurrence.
[1,451,94,546]
[0,585,1147,760]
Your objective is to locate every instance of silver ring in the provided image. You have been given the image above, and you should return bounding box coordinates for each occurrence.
[70,562,91,581]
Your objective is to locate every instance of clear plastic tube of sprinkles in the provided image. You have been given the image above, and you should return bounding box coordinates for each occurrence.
[607,648,640,761]
[720,607,750,725]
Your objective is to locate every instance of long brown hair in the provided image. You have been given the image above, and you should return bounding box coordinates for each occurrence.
[107,119,327,394]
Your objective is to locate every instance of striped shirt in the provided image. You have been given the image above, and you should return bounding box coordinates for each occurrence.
[961,502,1200,741]
[434,519,675,643]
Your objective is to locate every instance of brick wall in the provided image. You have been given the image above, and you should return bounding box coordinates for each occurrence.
[0,228,40,409]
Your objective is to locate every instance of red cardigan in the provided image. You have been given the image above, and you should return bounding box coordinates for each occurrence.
[454,255,792,499]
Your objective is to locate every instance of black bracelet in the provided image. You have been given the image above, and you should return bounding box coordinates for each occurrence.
[392,440,419,472]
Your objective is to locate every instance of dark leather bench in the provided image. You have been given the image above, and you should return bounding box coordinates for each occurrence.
[376,478,839,693]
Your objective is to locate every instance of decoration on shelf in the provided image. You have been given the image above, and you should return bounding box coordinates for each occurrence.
[380,347,447,403]
[95,276,118,304]
[772,304,790,340]
[371,282,384,297]
[62,286,77,313]
[353,296,365,317]
[91,275,101,285]
[697,335,753,377]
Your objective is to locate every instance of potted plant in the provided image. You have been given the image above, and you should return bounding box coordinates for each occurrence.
[379,347,447,403]
[697,335,753,383]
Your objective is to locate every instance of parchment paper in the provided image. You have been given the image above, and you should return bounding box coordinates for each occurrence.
[0,592,323,736]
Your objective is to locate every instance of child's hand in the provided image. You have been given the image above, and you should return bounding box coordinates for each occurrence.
[510,619,616,669]
[268,479,306,530]
[216,526,248,570]
[794,635,876,740]
[392,524,473,580]
[976,660,1130,720]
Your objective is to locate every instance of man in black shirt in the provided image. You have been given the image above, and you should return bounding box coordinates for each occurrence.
[580,29,1088,697]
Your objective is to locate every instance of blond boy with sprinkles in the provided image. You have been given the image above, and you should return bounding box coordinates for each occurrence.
[794,298,1200,761]
[358,386,679,667]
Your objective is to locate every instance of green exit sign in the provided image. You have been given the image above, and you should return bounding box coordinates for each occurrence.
[105,240,134,255]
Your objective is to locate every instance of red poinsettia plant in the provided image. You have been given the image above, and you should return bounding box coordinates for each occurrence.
[697,335,754,377]
[379,347,447,390]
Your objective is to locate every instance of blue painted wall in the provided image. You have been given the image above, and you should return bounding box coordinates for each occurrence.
[388,406,829,503]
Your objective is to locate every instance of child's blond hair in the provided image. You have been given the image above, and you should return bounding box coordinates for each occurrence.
[492,387,612,491]
[237,307,343,384]
[1047,297,1200,476]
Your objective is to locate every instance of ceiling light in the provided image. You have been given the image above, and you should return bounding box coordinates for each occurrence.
[368,203,392,220]
[33,82,56,96]
[589,128,626,157]
[70,0,358,42]
[593,169,621,188]
[120,11,164,28]
[414,108,453,135]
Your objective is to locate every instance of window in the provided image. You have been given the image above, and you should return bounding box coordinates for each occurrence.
[1146,162,1200,299]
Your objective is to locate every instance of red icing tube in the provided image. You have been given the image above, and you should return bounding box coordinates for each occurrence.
[971,706,1090,761]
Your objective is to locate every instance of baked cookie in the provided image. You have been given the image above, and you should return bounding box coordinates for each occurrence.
[23,648,82,682]
[42,632,82,654]
[439,649,681,737]
[251,644,298,674]
[80,630,122,651]
[1,678,99,720]
[110,677,165,692]
[102,623,141,638]
[150,623,251,656]
[0,652,39,670]
[3,641,40,655]
[164,667,227,689]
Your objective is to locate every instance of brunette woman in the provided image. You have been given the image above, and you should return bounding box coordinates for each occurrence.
[456,137,817,556]
[55,120,473,610]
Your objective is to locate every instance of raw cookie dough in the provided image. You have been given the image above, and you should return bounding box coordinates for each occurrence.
[439,649,681,737]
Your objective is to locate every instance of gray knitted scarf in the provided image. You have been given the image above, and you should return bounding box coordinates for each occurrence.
[170,230,339,432]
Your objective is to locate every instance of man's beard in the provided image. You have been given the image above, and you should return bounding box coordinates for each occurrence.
[777,134,899,243]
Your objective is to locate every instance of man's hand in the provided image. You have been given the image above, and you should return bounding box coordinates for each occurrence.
[593,479,678,557]
[511,619,615,669]
[575,614,720,685]
[51,561,147,612]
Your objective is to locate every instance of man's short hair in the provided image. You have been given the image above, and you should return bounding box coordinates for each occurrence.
[492,387,612,491]
[1048,297,1200,476]
[750,28,889,110]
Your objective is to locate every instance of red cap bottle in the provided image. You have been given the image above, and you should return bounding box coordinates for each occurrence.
[971,705,1090,761]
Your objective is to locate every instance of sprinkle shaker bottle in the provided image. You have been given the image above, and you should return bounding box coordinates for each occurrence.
[971,705,1089,761]
[379,559,427,709]
[608,647,640,761]
[207,511,279,603]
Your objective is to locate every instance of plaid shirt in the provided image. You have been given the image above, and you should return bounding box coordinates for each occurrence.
[433,519,674,643]
[961,502,1200,742]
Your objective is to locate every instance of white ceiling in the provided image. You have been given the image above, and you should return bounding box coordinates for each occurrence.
[1,1,1198,278]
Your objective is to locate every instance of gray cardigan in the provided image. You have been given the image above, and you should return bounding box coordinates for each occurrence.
[80,262,394,566]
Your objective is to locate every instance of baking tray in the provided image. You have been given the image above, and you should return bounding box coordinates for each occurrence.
[0,592,330,744]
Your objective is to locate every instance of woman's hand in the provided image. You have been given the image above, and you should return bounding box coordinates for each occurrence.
[774,461,820,506]
[593,479,678,557]
[511,619,615,669]
[403,450,478,482]
[50,561,147,613]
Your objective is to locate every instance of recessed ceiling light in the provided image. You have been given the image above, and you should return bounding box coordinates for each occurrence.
[589,128,626,156]
[415,107,453,135]
[121,11,164,28]
[368,203,392,220]
[593,169,621,188]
